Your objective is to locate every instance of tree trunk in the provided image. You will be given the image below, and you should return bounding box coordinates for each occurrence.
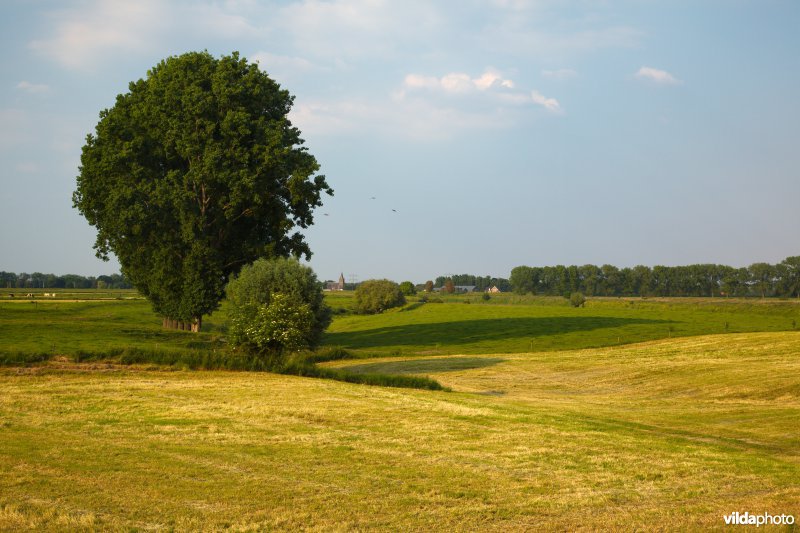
[162,316,202,332]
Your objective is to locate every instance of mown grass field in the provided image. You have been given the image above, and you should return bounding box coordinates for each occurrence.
[1,290,799,529]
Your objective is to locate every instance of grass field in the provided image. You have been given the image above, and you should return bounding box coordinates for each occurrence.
[326,294,800,355]
[1,291,799,529]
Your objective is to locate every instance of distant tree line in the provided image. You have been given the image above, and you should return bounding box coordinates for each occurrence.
[433,274,512,292]
[0,271,132,289]
[509,257,800,298]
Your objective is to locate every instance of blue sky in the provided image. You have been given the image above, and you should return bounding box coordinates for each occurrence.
[1,1,798,283]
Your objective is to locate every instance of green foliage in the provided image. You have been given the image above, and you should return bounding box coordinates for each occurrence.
[569,292,586,308]
[229,294,315,354]
[398,281,416,296]
[482,292,491,301]
[354,279,406,314]
[510,258,800,298]
[226,258,331,354]
[73,51,332,324]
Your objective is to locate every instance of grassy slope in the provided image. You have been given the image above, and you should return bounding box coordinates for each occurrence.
[1,333,798,530]
[0,300,227,357]
[326,296,800,355]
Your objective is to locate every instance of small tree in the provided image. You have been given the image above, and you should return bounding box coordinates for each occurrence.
[569,292,586,308]
[399,281,416,296]
[424,280,434,292]
[444,279,455,294]
[226,258,331,355]
[354,279,406,314]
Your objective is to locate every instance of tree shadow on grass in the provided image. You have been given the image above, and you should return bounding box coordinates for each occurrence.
[341,356,506,375]
[325,316,675,350]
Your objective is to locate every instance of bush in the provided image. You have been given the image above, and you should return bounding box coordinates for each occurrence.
[399,281,416,296]
[354,279,406,314]
[226,258,331,355]
[569,292,586,308]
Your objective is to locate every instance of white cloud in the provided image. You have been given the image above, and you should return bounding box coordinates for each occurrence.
[29,0,259,70]
[16,81,51,94]
[530,90,562,113]
[440,73,474,93]
[541,68,577,80]
[29,0,167,70]
[403,74,440,90]
[474,71,515,90]
[403,70,516,94]
[634,66,682,85]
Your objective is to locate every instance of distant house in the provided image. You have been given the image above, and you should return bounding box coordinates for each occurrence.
[486,286,502,293]
[453,285,477,293]
[326,273,346,291]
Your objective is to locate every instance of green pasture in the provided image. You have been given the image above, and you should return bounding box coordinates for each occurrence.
[1,288,141,301]
[0,299,227,359]
[326,294,800,355]
[2,290,798,361]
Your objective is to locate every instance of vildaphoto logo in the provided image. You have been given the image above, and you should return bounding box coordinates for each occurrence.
[723,512,795,527]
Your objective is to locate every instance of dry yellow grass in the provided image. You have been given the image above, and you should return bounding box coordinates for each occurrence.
[1,333,798,530]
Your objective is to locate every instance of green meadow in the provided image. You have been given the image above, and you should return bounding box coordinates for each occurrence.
[1,291,799,529]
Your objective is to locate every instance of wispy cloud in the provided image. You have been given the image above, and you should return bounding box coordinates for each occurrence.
[291,97,516,142]
[541,68,577,80]
[251,52,321,84]
[29,0,166,70]
[28,0,258,70]
[16,81,50,94]
[530,90,562,113]
[634,66,682,85]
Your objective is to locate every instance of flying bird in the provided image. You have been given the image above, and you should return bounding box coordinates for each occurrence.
[392,209,397,213]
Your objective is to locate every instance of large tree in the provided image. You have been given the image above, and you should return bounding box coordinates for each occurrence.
[74,51,332,331]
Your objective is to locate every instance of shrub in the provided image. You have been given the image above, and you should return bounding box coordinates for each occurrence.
[229,293,315,354]
[569,292,586,308]
[354,279,406,314]
[226,258,331,355]
[482,292,491,301]
[399,281,416,296]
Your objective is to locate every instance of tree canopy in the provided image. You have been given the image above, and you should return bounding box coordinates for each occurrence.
[73,51,331,330]
[354,279,406,314]
[509,257,800,298]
